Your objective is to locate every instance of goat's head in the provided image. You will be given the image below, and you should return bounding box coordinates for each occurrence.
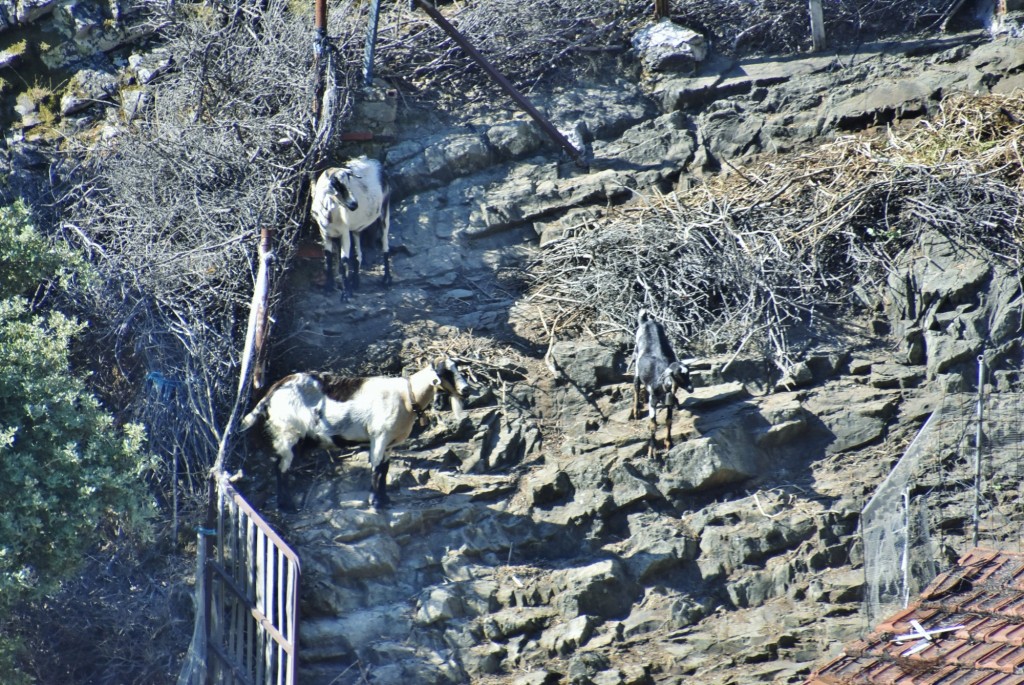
[329,171,359,212]
[430,357,472,418]
[655,361,693,407]
[668,361,694,394]
[433,357,472,398]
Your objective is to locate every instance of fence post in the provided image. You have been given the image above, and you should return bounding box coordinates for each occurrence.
[312,0,328,124]
[363,0,383,85]
[809,0,826,52]
[973,354,987,547]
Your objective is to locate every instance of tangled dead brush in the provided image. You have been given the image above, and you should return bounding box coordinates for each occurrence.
[57,0,370,488]
[527,92,1024,374]
[401,329,536,410]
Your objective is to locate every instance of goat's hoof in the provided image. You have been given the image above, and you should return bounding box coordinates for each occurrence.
[369,493,391,509]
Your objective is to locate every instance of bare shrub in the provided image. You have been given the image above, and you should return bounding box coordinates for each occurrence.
[380,0,647,106]
[58,0,367,494]
[675,0,956,56]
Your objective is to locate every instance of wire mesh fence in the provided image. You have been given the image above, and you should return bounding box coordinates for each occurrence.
[862,357,1024,625]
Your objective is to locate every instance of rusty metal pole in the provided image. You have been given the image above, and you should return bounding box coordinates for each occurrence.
[411,0,586,168]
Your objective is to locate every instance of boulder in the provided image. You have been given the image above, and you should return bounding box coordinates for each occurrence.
[631,20,707,73]
[15,0,56,23]
[696,502,817,579]
[301,605,411,661]
[487,120,544,159]
[306,534,401,579]
[607,512,698,581]
[550,340,625,390]
[480,607,555,640]
[655,426,760,496]
[60,66,118,116]
[546,559,636,620]
[414,586,465,626]
[539,615,596,655]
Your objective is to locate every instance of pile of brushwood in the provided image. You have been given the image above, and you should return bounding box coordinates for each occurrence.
[56,0,373,496]
[526,93,1024,374]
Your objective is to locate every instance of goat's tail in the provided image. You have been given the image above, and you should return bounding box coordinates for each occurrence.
[239,398,268,431]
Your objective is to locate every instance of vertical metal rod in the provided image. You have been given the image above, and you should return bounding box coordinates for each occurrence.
[973,354,986,547]
[363,0,383,86]
[901,486,910,608]
[411,0,586,167]
[172,445,179,546]
[312,0,328,124]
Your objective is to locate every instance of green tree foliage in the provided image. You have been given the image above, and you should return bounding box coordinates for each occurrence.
[0,202,153,647]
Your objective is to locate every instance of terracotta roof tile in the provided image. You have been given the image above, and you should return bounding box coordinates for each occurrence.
[806,549,1024,685]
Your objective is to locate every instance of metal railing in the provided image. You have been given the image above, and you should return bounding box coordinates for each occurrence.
[178,475,301,685]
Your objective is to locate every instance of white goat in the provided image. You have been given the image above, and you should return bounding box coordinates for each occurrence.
[631,310,694,456]
[310,156,392,299]
[240,358,471,510]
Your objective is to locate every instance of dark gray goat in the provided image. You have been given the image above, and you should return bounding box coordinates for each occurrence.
[631,310,694,456]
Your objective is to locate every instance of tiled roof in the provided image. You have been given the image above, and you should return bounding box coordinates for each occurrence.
[807,549,1024,685]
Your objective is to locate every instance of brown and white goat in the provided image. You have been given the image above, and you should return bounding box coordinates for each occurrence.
[241,358,471,510]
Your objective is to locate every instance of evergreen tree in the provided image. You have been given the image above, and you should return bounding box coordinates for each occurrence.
[0,202,153,674]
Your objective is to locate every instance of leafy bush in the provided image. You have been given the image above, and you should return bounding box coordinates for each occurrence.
[0,202,154,673]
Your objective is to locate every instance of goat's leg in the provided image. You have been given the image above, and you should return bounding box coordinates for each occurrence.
[381,202,392,287]
[631,377,641,420]
[276,464,296,513]
[336,231,352,299]
[322,242,337,293]
[664,401,674,451]
[367,438,390,508]
[349,231,361,292]
[647,403,658,459]
[370,460,391,509]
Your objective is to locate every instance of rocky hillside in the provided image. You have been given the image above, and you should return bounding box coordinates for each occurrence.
[2,0,1024,682]
[254,20,1024,685]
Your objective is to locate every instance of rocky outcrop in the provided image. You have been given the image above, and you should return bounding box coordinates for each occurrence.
[3,3,1024,681]
[256,28,1024,682]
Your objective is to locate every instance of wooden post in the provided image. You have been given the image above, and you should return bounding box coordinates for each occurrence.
[251,228,274,390]
[212,229,275,474]
[654,0,669,19]
[809,0,826,52]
